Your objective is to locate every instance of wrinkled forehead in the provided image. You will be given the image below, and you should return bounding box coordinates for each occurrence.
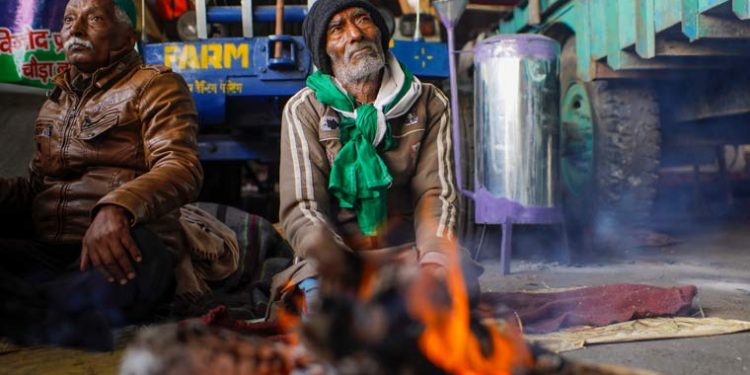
[65,0,114,15]
[328,7,370,27]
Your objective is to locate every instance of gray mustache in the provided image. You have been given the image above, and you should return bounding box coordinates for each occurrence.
[64,37,94,51]
[345,41,379,61]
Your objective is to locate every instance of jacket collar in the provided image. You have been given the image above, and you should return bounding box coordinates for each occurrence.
[52,50,141,94]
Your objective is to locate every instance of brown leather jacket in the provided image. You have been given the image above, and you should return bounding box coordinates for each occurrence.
[0,51,203,252]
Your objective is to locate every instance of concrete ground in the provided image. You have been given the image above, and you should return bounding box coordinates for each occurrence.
[478,219,750,375]
[1,222,747,375]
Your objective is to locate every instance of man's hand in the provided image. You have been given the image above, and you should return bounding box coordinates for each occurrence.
[420,263,447,280]
[315,248,362,295]
[81,205,141,284]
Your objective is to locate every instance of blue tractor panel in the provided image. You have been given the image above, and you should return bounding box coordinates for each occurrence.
[143,37,448,162]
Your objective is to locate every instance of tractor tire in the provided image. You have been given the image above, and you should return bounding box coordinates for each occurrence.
[559,37,661,252]
[590,81,661,223]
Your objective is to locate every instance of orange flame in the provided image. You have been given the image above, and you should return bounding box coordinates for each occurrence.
[356,262,378,300]
[407,201,533,374]
[281,197,533,373]
[277,280,302,345]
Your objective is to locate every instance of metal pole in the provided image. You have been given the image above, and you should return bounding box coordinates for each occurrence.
[274,0,285,58]
[196,0,208,39]
[414,0,423,41]
[501,219,513,275]
[447,26,472,198]
[241,0,254,38]
[140,0,146,43]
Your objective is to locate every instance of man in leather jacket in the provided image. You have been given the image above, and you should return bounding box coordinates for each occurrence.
[0,0,202,349]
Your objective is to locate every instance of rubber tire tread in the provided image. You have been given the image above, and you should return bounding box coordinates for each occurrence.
[560,37,661,244]
[587,81,661,227]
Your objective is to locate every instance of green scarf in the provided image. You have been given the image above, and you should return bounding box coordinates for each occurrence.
[306,63,414,236]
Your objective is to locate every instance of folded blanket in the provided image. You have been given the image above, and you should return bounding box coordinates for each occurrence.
[175,204,240,297]
[481,284,697,334]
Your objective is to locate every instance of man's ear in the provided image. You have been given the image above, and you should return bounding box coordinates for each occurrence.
[109,28,137,59]
[125,31,137,50]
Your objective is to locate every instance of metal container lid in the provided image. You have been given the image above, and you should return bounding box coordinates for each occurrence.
[474,34,560,62]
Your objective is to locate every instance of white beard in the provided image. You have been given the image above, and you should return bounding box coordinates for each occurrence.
[333,41,386,82]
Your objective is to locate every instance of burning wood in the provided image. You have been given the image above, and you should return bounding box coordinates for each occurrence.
[119,212,658,375]
[119,278,659,375]
[118,321,327,375]
[298,261,532,375]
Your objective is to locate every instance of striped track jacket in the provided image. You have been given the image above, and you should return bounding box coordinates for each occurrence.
[279,83,457,268]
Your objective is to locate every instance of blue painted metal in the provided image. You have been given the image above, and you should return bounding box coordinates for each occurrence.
[605,0,623,70]
[573,1,592,81]
[390,40,449,78]
[589,0,608,60]
[500,0,750,80]
[267,35,300,69]
[206,5,307,24]
[734,0,750,19]
[699,0,726,11]
[636,0,656,58]
[682,0,702,41]
[654,0,682,33]
[141,1,449,162]
[143,36,311,126]
[143,36,447,159]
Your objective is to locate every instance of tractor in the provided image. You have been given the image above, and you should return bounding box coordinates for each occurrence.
[497,0,750,251]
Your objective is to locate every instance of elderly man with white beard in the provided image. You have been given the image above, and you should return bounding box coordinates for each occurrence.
[277,0,482,310]
[0,0,202,349]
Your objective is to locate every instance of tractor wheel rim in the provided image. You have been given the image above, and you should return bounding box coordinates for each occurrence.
[560,82,594,197]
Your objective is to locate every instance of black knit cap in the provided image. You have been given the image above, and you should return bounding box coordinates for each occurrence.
[303,0,391,75]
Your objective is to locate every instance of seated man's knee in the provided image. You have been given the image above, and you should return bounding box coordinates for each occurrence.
[128,226,176,303]
[78,227,176,324]
[131,226,175,267]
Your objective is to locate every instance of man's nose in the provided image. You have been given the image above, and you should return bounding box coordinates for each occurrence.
[70,16,86,37]
[344,24,364,41]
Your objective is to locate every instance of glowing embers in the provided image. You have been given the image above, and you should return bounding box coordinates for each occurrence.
[119,321,326,375]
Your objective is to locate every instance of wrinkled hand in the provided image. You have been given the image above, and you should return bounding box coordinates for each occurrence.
[81,205,141,285]
[420,263,447,280]
[414,263,452,309]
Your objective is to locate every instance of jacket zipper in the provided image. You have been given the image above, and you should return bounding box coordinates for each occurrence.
[53,91,87,241]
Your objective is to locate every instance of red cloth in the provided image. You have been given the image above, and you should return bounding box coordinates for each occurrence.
[155,0,191,21]
[196,305,284,337]
[481,284,697,334]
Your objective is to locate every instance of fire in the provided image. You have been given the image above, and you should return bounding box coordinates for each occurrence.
[357,262,378,300]
[279,198,534,374]
[277,280,302,346]
[407,203,533,374]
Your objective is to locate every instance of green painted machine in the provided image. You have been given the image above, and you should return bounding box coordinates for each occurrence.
[498,0,750,249]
